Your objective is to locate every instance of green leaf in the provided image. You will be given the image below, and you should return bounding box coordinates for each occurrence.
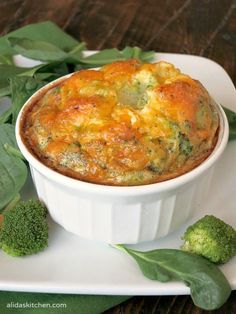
[4,143,25,160]
[17,63,46,77]
[3,193,20,211]
[121,46,155,62]
[0,93,11,123]
[0,21,79,55]
[121,46,142,59]
[0,63,54,81]
[0,54,13,65]
[80,49,125,65]
[0,64,32,81]
[80,47,155,66]
[10,76,46,124]
[0,86,11,98]
[8,37,69,62]
[223,106,236,141]
[121,46,135,59]
[139,50,156,62]
[0,62,69,124]
[0,64,43,93]
[67,42,87,62]
[0,124,27,210]
[115,245,231,310]
[36,62,70,77]
[0,107,13,124]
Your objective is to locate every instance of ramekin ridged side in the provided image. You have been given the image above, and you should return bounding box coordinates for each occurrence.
[15,75,229,244]
[29,165,215,243]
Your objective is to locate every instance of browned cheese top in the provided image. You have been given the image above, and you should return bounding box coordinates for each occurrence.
[22,60,219,185]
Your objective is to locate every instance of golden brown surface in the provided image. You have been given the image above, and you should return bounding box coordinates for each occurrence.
[22,60,219,185]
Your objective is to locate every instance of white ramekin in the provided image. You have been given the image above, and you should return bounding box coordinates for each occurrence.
[15,75,229,244]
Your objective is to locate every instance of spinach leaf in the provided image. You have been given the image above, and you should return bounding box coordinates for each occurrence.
[3,193,20,212]
[0,55,13,65]
[4,143,25,160]
[0,21,79,55]
[10,76,46,124]
[138,50,156,61]
[122,46,142,59]
[36,62,70,78]
[122,46,155,61]
[80,47,155,66]
[223,106,236,141]
[0,64,32,83]
[8,37,69,62]
[0,124,27,210]
[114,245,231,310]
[67,42,87,62]
[0,107,13,124]
[0,86,11,98]
[80,48,126,65]
[0,65,27,101]
[0,63,45,90]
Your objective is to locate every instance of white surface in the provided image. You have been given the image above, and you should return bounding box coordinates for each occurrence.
[0,52,235,294]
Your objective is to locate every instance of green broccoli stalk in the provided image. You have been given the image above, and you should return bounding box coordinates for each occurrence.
[181,215,236,264]
[0,200,48,257]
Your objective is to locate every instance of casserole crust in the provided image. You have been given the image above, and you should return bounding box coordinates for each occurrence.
[21,60,219,186]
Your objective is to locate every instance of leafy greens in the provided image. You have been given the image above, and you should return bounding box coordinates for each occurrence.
[223,106,236,141]
[0,124,27,210]
[0,21,79,55]
[114,244,231,310]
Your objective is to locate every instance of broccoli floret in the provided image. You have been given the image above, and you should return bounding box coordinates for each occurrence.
[178,132,193,156]
[181,215,236,264]
[0,200,48,257]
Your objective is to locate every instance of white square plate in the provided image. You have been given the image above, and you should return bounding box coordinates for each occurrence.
[0,52,235,295]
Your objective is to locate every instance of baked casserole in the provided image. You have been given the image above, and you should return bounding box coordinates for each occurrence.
[21,60,219,186]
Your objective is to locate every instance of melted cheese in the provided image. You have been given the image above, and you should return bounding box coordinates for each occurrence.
[23,60,219,186]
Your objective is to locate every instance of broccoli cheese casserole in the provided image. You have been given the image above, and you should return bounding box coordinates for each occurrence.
[21,60,219,186]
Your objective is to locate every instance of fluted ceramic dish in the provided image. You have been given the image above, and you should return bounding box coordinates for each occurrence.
[15,57,228,244]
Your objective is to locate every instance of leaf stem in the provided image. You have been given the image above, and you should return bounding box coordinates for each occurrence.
[110,244,127,252]
[4,143,25,160]
[69,42,87,55]
[132,47,142,59]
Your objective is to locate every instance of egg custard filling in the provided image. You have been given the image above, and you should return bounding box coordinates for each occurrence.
[22,60,219,186]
